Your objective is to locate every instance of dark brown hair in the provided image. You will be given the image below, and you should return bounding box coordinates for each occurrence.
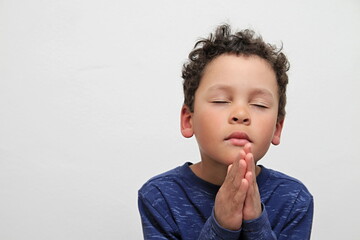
[182,24,289,121]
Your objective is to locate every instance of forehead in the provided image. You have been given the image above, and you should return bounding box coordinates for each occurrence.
[198,54,278,95]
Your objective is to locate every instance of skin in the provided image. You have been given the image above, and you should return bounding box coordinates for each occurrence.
[180,54,284,230]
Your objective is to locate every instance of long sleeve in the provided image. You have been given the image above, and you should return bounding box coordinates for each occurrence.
[253,165,314,240]
[197,210,241,240]
[240,204,277,239]
[237,191,313,240]
[138,187,242,240]
[275,189,314,240]
[138,190,179,239]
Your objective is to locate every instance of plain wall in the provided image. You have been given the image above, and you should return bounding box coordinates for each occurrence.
[1,0,360,239]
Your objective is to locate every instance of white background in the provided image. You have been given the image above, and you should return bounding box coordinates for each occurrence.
[1,0,359,239]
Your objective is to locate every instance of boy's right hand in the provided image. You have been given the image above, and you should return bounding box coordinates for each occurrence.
[213,157,249,231]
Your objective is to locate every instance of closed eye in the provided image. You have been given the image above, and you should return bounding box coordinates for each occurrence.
[252,104,268,108]
[212,100,230,104]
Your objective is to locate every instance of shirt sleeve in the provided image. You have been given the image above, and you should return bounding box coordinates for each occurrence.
[241,191,314,240]
[240,205,277,240]
[138,188,242,240]
[197,209,242,240]
[276,189,314,240]
[138,190,179,240]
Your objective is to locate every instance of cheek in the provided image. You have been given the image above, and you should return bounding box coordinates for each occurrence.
[252,119,278,161]
[254,115,278,140]
[193,110,224,137]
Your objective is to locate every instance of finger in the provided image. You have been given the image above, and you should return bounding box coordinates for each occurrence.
[223,159,246,191]
[244,171,261,210]
[239,149,246,160]
[245,171,253,187]
[238,159,247,179]
[245,173,257,200]
[223,159,240,187]
[245,152,255,177]
[233,178,249,204]
[228,158,239,179]
[244,143,252,155]
[243,173,262,220]
[227,163,233,174]
[232,159,247,189]
[240,178,249,192]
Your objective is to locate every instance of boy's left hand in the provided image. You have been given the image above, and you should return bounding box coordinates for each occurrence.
[241,143,262,221]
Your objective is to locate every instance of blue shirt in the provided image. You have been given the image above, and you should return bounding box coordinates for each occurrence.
[138,163,313,239]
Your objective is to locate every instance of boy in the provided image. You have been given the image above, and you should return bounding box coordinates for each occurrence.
[138,24,313,239]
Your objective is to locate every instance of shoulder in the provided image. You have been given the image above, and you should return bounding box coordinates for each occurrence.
[138,162,219,206]
[259,166,313,202]
[258,167,314,237]
[138,163,188,201]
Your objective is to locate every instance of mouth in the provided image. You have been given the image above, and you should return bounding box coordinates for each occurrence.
[224,132,252,146]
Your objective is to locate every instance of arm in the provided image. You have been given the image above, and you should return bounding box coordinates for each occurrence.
[138,189,243,240]
[276,190,314,240]
[198,211,242,239]
[240,190,313,240]
[138,191,179,240]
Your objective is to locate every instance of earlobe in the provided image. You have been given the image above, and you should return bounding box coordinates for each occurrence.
[272,119,284,145]
[180,105,194,138]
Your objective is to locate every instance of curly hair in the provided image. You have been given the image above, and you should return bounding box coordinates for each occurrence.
[182,24,289,121]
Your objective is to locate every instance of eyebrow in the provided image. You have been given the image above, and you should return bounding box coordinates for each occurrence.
[250,88,275,99]
[207,84,275,98]
[207,84,233,93]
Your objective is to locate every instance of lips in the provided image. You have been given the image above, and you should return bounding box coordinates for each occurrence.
[225,132,252,146]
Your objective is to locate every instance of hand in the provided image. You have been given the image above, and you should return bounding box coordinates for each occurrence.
[214,157,249,230]
[241,143,262,221]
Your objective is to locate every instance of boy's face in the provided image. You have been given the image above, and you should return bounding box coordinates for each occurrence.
[181,54,283,166]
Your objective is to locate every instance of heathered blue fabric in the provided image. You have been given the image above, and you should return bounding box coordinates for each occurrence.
[138,163,313,239]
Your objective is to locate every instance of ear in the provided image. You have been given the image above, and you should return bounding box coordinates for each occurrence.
[271,119,284,145]
[180,105,194,138]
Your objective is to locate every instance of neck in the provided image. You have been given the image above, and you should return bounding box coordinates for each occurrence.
[190,161,261,186]
[190,161,228,186]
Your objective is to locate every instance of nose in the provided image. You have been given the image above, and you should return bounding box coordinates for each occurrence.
[230,106,251,125]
